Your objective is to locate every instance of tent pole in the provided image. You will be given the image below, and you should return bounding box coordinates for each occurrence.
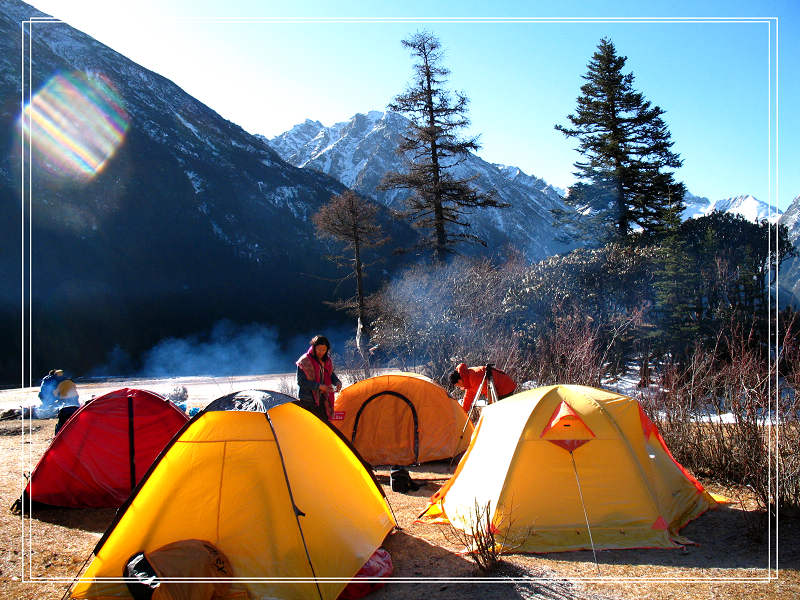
[485,365,498,405]
[570,451,601,576]
[127,395,136,493]
[264,413,324,600]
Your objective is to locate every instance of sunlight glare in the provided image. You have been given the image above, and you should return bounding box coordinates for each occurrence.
[20,70,130,181]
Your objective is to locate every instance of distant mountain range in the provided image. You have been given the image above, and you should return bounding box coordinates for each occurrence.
[778,196,800,308]
[266,111,795,305]
[264,110,576,261]
[682,192,780,223]
[265,111,784,248]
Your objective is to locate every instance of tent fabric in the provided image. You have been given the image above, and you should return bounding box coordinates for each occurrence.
[70,390,396,600]
[24,388,189,508]
[331,372,473,466]
[420,384,717,553]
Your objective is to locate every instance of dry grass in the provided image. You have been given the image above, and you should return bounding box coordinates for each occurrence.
[1,419,798,600]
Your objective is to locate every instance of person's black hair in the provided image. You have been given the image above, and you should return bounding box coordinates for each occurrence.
[310,335,331,349]
[448,370,461,385]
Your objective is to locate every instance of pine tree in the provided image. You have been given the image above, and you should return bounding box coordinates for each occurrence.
[652,212,795,361]
[555,38,685,242]
[381,31,504,262]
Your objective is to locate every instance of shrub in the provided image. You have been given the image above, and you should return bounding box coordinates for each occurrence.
[640,319,800,514]
[444,500,503,573]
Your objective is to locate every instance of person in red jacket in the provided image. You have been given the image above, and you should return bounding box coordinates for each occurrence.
[296,335,342,421]
[449,363,516,413]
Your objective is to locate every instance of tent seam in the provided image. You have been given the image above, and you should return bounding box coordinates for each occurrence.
[217,440,226,543]
[493,386,560,529]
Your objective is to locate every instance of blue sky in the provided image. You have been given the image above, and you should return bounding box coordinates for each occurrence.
[25,0,799,212]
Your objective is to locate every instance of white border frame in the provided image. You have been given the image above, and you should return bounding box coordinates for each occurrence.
[17,14,780,588]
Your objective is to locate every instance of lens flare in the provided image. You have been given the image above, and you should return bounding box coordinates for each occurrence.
[20,71,130,181]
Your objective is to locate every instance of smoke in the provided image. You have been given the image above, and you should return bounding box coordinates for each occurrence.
[87,321,360,380]
[139,320,286,378]
[86,345,135,379]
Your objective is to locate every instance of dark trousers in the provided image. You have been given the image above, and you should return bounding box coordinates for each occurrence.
[296,399,329,422]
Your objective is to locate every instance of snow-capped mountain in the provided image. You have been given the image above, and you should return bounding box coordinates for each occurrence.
[780,195,800,244]
[264,111,577,260]
[682,192,781,223]
[778,195,800,307]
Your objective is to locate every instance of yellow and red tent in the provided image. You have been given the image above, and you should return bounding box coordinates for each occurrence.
[70,390,395,600]
[420,384,718,552]
[332,372,473,466]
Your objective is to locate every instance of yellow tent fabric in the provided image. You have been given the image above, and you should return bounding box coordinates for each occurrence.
[420,384,717,553]
[332,372,473,465]
[70,391,395,600]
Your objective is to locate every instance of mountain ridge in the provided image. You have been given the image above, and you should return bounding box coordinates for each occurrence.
[264,110,577,260]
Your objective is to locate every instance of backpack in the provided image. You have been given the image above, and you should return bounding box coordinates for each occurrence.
[389,467,419,493]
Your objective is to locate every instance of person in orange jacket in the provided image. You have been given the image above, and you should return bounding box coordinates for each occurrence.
[449,363,516,413]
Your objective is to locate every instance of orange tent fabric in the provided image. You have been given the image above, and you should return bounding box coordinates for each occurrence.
[332,373,473,465]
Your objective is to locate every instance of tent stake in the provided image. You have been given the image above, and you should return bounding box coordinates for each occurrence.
[570,451,601,576]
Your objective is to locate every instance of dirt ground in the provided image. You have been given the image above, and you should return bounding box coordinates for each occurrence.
[0,416,797,600]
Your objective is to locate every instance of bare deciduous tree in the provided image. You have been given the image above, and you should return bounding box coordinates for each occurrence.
[313,190,388,368]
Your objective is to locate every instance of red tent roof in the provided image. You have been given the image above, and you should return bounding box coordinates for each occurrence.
[25,388,189,508]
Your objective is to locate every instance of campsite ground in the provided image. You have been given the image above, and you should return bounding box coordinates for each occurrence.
[0,382,798,600]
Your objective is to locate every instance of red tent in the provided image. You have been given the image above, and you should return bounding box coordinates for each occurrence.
[23,388,189,508]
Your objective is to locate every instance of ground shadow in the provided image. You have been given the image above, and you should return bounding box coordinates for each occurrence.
[25,505,117,534]
[510,504,799,572]
[0,419,45,436]
[375,530,606,600]
[374,473,448,498]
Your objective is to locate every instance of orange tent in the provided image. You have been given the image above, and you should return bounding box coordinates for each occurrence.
[332,372,473,465]
[421,384,718,552]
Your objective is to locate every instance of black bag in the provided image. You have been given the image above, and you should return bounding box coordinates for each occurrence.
[55,405,80,435]
[124,552,158,600]
[390,467,419,493]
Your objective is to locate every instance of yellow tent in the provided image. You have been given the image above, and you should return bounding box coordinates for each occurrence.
[420,384,717,552]
[70,390,396,600]
[332,372,473,466]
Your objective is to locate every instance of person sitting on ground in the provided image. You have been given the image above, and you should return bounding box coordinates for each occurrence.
[37,370,59,408]
[449,363,517,414]
[37,369,79,419]
[295,335,342,421]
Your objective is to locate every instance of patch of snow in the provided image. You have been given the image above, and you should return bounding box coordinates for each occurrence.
[174,112,200,138]
[185,171,204,194]
[175,112,219,153]
[209,219,230,243]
